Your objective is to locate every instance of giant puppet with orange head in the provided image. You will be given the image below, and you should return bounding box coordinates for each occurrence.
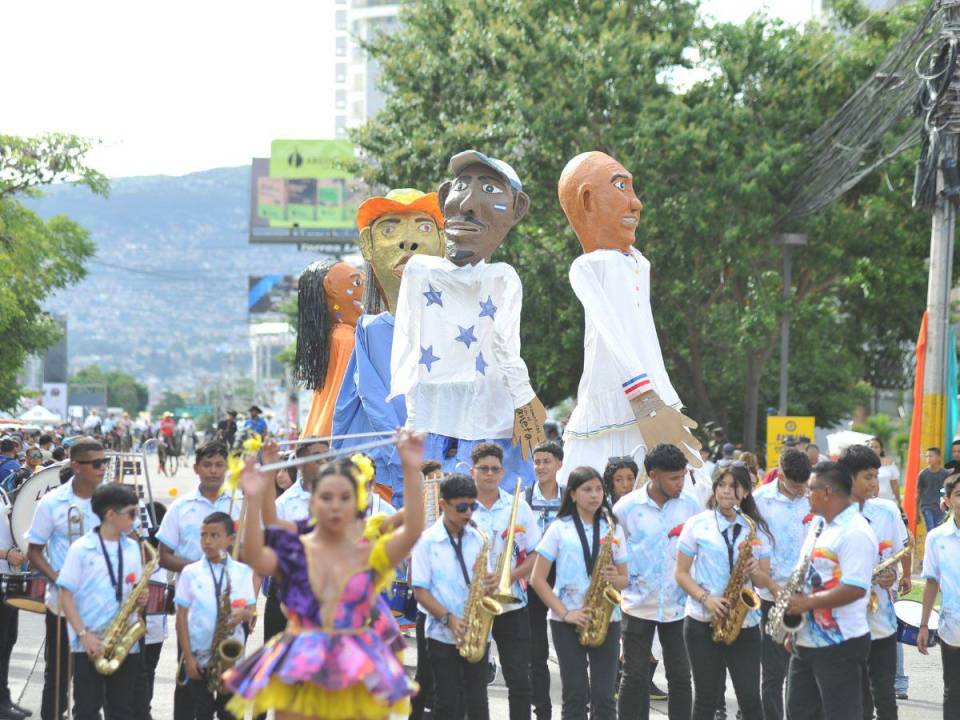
[557,151,701,479]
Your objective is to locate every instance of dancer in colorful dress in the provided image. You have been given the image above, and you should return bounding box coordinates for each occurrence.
[223,430,425,720]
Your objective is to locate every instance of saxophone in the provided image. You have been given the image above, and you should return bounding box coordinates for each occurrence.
[94,540,158,675]
[206,564,245,696]
[578,510,622,648]
[766,519,824,645]
[458,521,504,663]
[868,534,914,614]
[711,508,760,645]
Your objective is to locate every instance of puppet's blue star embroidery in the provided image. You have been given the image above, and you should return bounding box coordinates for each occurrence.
[454,325,478,349]
[476,352,488,376]
[423,284,443,307]
[419,345,440,372]
[479,295,497,320]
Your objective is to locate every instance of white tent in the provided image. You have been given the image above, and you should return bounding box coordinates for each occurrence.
[825,429,874,459]
[19,405,62,424]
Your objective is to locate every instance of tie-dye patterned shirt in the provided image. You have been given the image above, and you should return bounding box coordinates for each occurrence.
[752,481,812,602]
[678,509,771,627]
[862,498,909,640]
[614,486,700,622]
[472,488,541,611]
[535,514,627,622]
[795,504,877,648]
[921,516,960,647]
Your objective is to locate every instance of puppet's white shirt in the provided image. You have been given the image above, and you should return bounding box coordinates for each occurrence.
[564,247,680,439]
[389,254,535,440]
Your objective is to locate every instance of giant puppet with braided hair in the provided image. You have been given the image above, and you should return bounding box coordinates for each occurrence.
[556,151,702,482]
[331,189,445,504]
[296,260,365,438]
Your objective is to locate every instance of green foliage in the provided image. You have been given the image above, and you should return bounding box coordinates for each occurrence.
[69,365,148,415]
[853,412,899,448]
[151,391,187,417]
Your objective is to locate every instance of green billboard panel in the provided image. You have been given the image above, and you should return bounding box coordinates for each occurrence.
[269,139,354,180]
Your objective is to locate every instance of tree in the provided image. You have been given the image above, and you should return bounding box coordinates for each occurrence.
[152,391,187,418]
[0,133,107,410]
[356,0,933,450]
[69,365,148,415]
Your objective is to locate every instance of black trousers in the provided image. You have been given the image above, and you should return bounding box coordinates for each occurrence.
[72,651,139,720]
[527,590,552,720]
[0,602,18,705]
[618,615,690,720]
[132,642,164,720]
[262,580,286,644]
[785,634,870,720]
[550,620,620,720]
[493,606,532,720]
[863,634,898,720]
[683,617,762,720]
[428,638,490,720]
[410,612,435,720]
[41,611,70,720]
[180,677,233,720]
[760,599,790,720]
[942,641,960,720]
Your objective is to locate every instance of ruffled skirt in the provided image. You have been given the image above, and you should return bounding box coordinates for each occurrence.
[224,622,414,720]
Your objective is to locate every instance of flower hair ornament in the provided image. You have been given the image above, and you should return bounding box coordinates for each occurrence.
[223,433,263,497]
[350,453,375,513]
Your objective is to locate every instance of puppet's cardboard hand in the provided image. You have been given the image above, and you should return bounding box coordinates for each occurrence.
[513,397,547,461]
[629,393,703,467]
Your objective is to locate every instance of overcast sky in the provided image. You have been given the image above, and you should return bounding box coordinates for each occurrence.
[6,0,821,178]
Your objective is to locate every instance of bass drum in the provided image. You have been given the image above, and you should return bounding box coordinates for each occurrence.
[10,462,67,552]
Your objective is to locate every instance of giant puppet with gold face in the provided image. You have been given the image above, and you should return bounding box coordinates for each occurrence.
[331,189,445,503]
[556,151,701,481]
[388,151,546,489]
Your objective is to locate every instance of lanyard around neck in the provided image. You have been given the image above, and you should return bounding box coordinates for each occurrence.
[97,529,124,604]
[444,525,472,588]
[572,513,601,576]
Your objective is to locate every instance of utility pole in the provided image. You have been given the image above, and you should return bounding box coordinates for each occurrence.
[774,233,808,416]
[921,2,960,453]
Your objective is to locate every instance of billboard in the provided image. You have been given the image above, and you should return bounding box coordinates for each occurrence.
[765,416,816,470]
[43,314,68,383]
[248,275,297,316]
[249,140,365,245]
[42,383,68,420]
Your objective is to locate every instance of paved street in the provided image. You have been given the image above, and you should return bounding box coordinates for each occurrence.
[6,459,946,718]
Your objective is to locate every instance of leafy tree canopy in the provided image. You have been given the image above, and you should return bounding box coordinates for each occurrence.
[69,365,148,415]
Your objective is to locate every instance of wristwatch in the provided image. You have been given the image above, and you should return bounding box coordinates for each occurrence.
[77,628,87,639]
[440,612,451,627]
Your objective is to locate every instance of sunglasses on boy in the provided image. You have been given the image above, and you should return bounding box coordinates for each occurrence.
[75,458,107,469]
[451,501,478,514]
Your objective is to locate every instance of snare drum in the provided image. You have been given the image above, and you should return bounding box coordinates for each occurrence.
[145,580,175,616]
[2,573,47,613]
[895,599,940,646]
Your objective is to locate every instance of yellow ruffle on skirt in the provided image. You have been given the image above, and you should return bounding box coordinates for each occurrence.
[227,677,412,720]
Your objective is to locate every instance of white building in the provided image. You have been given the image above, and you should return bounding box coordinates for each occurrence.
[334,0,402,137]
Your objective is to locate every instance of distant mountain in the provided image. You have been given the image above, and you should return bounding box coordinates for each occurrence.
[25,166,326,390]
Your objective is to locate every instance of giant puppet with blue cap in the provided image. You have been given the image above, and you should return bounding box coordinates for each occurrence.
[388,150,547,488]
[556,151,702,482]
[331,188,445,504]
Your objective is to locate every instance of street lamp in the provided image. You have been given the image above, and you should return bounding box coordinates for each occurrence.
[773,233,808,416]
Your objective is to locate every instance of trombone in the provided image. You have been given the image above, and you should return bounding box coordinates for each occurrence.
[258,433,400,473]
[275,430,396,447]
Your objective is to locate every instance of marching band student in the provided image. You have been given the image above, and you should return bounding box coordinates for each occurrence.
[0,497,28,720]
[57,483,146,720]
[413,473,494,720]
[614,443,699,720]
[752,447,812,720]
[603,457,639,505]
[530,466,628,720]
[174,512,256,720]
[469,443,541,720]
[783,462,878,720]
[133,502,169,720]
[839,445,911,720]
[674,464,773,720]
[918,473,960,719]
[528,441,565,720]
[25,436,104,720]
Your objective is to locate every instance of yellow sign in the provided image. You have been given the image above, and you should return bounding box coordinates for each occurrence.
[766,416,816,470]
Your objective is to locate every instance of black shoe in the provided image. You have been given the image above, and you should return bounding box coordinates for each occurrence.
[714,707,727,720]
[896,691,908,700]
[10,706,30,719]
[649,680,668,701]
[0,704,27,720]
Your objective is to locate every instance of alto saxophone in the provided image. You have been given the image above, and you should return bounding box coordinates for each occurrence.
[206,565,245,697]
[711,508,760,645]
[578,510,622,648]
[95,541,158,675]
[458,521,504,663]
[868,534,913,614]
[766,519,823,645]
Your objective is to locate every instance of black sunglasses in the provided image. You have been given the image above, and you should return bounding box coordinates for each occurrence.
[75,458,107,469]
[453,501,478,514]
